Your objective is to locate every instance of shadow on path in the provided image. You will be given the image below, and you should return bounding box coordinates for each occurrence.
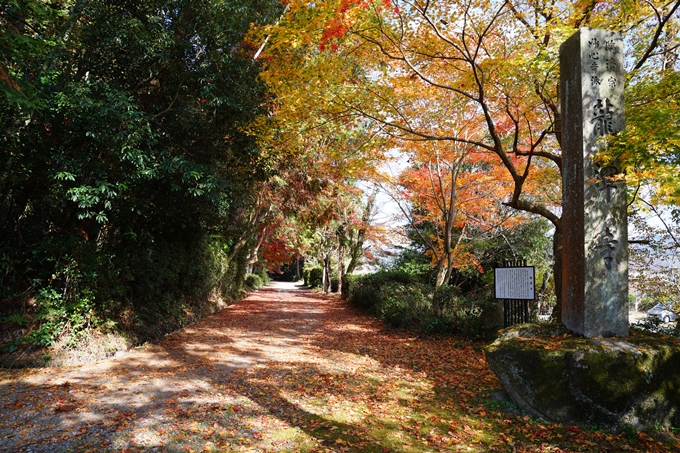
[0,283,404,452]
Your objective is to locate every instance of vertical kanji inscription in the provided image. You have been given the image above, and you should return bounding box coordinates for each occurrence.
[560,28,628,338]
[592,98,615,136]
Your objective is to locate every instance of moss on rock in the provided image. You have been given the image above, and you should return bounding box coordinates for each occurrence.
[486,324,680,431]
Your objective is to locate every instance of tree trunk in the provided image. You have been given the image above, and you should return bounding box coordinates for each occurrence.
[337,246,344,294]
[434,256,448,287]
[346,188,377,275]
[323,254,332,293]
[345,232,365,275]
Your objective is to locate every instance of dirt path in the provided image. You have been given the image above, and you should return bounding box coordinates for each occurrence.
[1,283,677,453]
[0,282,344,452]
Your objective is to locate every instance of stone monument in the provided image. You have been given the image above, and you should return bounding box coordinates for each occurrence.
[485,30,677,432]
[560,28,628,337]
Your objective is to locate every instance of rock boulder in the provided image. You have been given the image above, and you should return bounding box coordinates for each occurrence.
[486,324,680,431]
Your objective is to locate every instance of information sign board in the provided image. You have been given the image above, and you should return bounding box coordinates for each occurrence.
[494,267,535,300]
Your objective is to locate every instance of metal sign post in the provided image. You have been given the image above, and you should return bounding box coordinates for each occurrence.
[495,259,535,327]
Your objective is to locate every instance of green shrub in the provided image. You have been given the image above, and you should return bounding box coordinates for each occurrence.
[303,268,311,286]
[432,285,460,317]
[631,317,678,336]
[256,268,270,285]
[341,274,359,300]
[346,271,493,339]
[308,266,323,288]
[390,249,435,284]
[244,273,264,290]
[26,285,101,348]
[217,245,249,303]
[331,276,339,292]
[346,270,415,310]
[419,317,453,334]
[433,285,494,340]
[345,274,380,310]
[637,296,657,313]
[375,282,433,329]
[3,313,29,327]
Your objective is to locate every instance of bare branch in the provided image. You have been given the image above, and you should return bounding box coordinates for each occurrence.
[633,0,680,72]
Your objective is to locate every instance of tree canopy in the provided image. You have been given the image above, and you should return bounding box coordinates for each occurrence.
[2,0,680,350]
[1,0,286,344]
[250,0,680,315]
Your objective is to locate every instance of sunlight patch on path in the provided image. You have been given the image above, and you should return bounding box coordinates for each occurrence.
[0,283,343,452]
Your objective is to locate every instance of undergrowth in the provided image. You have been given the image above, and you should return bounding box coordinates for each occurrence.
[342,271,498,340]
[0,236,254,368]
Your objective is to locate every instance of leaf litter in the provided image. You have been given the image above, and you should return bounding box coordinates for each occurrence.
[1,282,678,452]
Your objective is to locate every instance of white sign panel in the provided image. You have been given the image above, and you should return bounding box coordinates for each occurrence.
[494,267,535,300]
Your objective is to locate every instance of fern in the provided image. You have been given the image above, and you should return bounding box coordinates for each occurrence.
[4,313,29,327]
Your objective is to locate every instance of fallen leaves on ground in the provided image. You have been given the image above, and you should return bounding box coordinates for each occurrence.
[1,282,678,452]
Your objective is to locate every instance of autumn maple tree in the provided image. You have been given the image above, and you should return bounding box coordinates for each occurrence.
[244,110,384,284]
[379,136,519,286]
[245,4,394,281]
[252,0,680,319]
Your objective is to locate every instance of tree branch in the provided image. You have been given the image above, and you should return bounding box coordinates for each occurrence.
[632,0,680,72]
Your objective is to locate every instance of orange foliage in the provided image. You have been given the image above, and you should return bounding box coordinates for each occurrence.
[397,139,520,279]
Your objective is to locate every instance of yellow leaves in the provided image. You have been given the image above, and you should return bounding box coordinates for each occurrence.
[451,246,484,273]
